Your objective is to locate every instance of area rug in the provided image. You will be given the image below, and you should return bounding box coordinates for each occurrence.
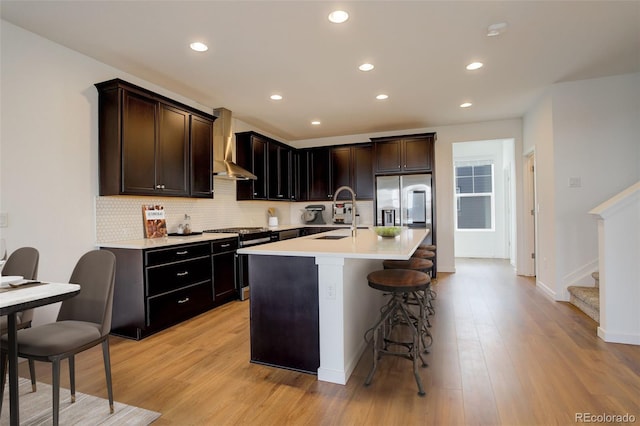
[1,377,161,425]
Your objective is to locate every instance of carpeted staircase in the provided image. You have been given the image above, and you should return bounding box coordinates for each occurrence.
[568,272,599,322]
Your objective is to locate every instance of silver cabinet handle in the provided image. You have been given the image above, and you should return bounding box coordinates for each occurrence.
[176,271,189,277]
[176,250,188,255]
[220,243,231,248]
[155,184,166,189]
[177,297,190,304]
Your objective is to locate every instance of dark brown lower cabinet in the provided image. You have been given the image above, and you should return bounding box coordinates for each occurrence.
[249,255,319,374]
[103,238,237,340]
[212,238,238,303]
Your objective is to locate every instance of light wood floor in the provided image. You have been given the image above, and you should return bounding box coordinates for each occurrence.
[19,258,640,425]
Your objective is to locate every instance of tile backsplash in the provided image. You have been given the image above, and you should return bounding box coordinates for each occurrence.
[96,179,374,243]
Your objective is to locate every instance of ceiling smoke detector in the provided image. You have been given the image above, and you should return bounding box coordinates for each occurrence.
[487,22,508,37]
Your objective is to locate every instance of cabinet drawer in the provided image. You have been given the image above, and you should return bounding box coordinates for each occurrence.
[147,282,213,328]
[146,256,212,296]
[145,243,211,266]
[211,238,238,253]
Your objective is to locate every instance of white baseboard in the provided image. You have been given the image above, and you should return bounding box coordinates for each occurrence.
[597,327,640,345]
[536,279,557,301]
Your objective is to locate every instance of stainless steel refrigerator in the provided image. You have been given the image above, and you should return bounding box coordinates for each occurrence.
[375,174,433,243]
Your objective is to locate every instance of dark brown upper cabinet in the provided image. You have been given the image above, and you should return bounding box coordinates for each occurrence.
[190,115,215,198]
[298,144,373,202]
[307,147,333,201]
[268,141,292,200]
[236,131,268,200]
[96,79,216,198]
[331,144,373,200]
[236,131,295,201]
[331,147,352,200]
[352,144,374,199]
[371,133,435,174]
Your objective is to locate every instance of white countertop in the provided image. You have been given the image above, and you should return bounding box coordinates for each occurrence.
[238,227,428,260]
[97,233,236,250]
[0,282,81,311]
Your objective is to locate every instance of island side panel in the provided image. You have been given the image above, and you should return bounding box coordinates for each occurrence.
[316,256,384,385]
[249,254,319,374]
[343,258,385,380]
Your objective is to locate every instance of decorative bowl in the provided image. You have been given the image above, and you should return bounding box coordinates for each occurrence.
[373,226,402,238]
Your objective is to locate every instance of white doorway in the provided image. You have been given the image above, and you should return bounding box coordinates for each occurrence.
[522,150,537,276]
[452,139,516,260]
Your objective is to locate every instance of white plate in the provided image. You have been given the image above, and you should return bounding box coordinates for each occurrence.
[1,275,23,287]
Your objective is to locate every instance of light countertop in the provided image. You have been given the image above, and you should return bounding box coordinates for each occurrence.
[238,227,428,260]
[97,233,236,250]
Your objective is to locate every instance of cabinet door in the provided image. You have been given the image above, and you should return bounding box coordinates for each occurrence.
[374,140,402,173]
[268,143,291,200]
[331,147,352,200]
[353,144,373,199]
[295,151,308,201]
[308,148,332,200]
[213,250,236,303]
[403,137,432,172]
[122,91,157,194]
[290,150,300,201]
[235,133,253,200]
[190,115,214,198]
[252,136,268,199]
[158,103,189,196]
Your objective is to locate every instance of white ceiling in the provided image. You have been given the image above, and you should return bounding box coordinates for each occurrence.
[1,1,639,142]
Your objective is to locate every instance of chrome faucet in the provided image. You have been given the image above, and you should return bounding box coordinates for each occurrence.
[333,186,357,238]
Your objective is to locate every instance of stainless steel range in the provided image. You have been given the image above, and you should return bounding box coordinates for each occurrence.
[203,227,273,300]
[203,227,271,247]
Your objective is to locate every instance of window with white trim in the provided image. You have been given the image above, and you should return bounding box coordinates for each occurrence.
[455,161,494,230]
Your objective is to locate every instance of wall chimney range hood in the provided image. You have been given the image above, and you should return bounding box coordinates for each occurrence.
[212,107,257,180]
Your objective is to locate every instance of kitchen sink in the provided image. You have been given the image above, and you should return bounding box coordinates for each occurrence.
[315,235,349,240]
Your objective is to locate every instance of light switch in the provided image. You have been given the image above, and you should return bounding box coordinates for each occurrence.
[568,177,581,188]
[0,212,7,228]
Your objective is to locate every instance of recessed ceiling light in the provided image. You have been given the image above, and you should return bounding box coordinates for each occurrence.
[487,22,508,37]
[376,94,389,100]
[311,121,321,125]
[328,10,349,24]
[460,102,473,108]
[189,42,208,52]
[466,62,483,71]
[359,63,374,72]
[270,94,283,101]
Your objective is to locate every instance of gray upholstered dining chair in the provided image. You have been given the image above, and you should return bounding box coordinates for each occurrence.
[0,247,40,391]
[0,250,117,425]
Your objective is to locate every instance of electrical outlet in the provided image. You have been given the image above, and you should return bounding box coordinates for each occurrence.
[0,212,8,228]
[326,283,336,299]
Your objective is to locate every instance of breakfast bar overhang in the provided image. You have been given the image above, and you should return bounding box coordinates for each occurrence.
[238,227,428,385]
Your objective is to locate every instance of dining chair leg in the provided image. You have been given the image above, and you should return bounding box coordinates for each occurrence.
[0,350,6,413]
[52,359,61,426]
[69,355,76,403]
[102,338,114,413]
[28,359,37,392]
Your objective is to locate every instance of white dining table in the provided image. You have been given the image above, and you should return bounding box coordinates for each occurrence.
[0,282,81,426]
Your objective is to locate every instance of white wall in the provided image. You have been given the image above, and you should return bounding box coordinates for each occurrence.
[0,21,284,323]
[523,72,640,300]
[1,21,528,326]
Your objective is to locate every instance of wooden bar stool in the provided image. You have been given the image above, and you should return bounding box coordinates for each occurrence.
[418,244,436,251]
[412,249,435,260]
[364,269,430,396]
[411,249,438,301]
[383,258,435,314]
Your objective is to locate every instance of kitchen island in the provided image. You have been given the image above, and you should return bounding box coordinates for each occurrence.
[238,227,428,385]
